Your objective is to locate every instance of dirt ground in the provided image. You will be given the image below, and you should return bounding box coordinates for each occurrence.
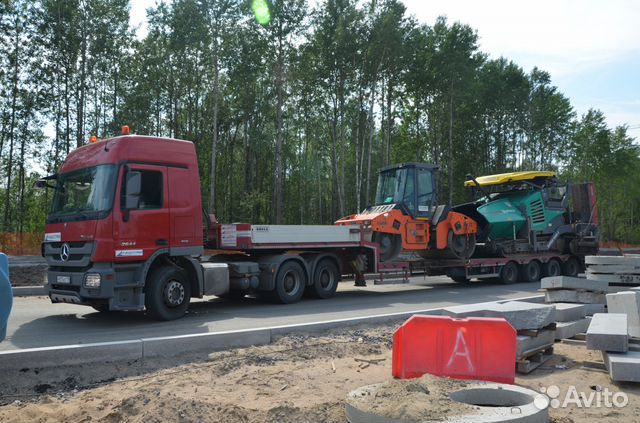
[0,323,638,423]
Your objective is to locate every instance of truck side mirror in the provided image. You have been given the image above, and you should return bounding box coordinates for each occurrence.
[124,171,141,210]
[35,180,48,189]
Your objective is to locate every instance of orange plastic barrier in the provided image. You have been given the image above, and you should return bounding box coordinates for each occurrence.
[392,315,516,384]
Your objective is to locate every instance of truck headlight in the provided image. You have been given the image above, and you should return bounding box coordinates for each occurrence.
[84,273,101,288]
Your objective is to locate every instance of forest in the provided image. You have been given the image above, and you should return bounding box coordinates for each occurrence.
[1,0,639,253]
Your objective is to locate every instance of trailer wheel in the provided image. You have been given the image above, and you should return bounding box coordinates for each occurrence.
[523,260,542,282]
[309,259,339,299]
[563,257,581,277]
[272,261,306,304]
[500,261,519,284]
[145,266,191,321]
[544,259,562,277]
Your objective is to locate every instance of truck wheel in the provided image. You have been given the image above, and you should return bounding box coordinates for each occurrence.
[145,266,191,321]
[500,261,519,284]
[563,257,581,277]
[544,259,562,277]
[309,259,339,299]
[523,261,541,282]
[272,261,306,304]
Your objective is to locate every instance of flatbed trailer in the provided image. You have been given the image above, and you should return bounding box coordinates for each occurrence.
[373,252,585,284]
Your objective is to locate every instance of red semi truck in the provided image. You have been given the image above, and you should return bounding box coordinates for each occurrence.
[39,131,379,320]
[39,130,597,320]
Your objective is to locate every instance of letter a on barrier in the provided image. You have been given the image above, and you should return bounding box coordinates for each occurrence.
[447,329,475,372]
[392,315,516,383]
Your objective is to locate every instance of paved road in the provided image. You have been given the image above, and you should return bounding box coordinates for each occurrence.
[1,276,540,352]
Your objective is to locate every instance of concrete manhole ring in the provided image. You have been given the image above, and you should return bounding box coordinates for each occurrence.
[346,381,549,423]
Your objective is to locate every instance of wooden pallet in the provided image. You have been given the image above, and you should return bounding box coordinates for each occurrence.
[516,346,554,374]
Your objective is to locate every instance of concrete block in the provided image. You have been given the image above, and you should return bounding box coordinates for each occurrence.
[541,276,608,292]
[517,330,555,358]
[586,255,640,266]
[584,303,607,316]
[555,318,591,340]
[586,313,628,352]
[484,301,556,330]
[554,303,586,322]
[441,301,555,330]
[142,328,271,358]
[0,340,143,370]
[587,264,640,274]
[606,291,640,338]
[602,351,640,382]
[607,285,637,293]
[586,272,640,285]
[545,289,606,304]
[441,302,500,319]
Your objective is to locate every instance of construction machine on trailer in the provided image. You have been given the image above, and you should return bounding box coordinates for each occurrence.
[335,163,478,261]
[337,163,598,283]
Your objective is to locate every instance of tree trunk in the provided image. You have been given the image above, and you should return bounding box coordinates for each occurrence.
[448,80,454,206]
[4,15,20,231]
[365,79,376,206]
[208,30,220,214]
[272,28,285,224]
[76,1,88,148]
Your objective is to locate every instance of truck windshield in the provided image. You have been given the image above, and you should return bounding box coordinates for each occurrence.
[48,165,117,223]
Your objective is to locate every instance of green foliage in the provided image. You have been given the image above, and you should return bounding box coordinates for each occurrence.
[0,0,638,244]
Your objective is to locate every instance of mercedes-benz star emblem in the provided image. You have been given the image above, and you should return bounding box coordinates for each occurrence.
[60,243,70,262]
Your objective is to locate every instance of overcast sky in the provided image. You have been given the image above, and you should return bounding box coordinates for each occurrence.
[130,0,640,139]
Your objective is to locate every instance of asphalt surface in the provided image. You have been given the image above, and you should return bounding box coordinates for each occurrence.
[1,276,540,352]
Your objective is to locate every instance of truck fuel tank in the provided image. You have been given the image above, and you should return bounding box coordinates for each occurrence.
[202,262,229,296]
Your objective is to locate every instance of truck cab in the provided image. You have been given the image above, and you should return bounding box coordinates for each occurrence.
[42,134,204,318]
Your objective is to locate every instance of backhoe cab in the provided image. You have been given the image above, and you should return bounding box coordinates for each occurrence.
[335,163,478,262]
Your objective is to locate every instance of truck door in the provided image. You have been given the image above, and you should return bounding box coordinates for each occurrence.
[167,166,201,251]
[113,164,170,260]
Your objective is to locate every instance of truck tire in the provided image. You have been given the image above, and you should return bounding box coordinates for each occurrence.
[145,266,191,321]
[272,260,306,304]
[523,260,541,282]
[544,259,562,277]
[500,261,519,284]
[563,257,581,277]
[309,259,339,299]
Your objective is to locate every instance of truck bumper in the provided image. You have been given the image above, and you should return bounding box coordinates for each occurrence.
[45,265,145,311]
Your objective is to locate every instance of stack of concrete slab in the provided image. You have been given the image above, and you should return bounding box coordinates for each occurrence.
[586,255,640,290]
[598,290,640,382]
[585,312,640,382]
[541,275,607,313]
[442,300,556,373]
[607,290,640,338]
